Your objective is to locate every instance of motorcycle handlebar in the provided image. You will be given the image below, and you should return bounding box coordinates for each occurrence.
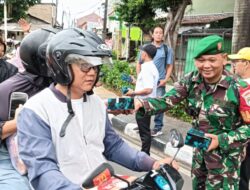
[82,162,184,190]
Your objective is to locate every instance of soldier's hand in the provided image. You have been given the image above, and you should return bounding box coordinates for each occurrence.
[205,133,219,152]
[107,109,133,115]
[104,99,133,115]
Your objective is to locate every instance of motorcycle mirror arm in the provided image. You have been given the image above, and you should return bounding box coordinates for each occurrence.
[169,148,181,166]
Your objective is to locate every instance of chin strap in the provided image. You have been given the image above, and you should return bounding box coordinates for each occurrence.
[60,86,75,137]
[60,67,100,137]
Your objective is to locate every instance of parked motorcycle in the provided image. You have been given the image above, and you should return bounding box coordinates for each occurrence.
[82,129,184,190]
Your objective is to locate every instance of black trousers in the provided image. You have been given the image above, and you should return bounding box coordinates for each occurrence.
[239,143,250,190]
[136,114,151,155]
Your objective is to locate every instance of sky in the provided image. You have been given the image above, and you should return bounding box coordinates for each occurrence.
[42,0,104,27]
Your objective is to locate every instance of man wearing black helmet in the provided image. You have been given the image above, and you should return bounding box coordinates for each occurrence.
[17,28,177,190]
[0,28,59,189]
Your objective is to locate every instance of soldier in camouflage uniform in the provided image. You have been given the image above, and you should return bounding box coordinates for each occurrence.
[135,35,250,190]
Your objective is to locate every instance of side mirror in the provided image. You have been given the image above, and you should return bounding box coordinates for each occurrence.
[169,129,184,148]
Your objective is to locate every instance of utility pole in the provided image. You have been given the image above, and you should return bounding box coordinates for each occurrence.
[54,0,58,27]
[126,24,131,61]
[102,0,108,41]
[61,10,65,28]
[67,7,71,28]
[4,0,7,40]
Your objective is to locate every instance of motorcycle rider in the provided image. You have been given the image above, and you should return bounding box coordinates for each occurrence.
[0,28,60,189]
[17,28,177,190]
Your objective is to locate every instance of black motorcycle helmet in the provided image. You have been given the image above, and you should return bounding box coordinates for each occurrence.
[46,28,112,85]
[20,28,60,77]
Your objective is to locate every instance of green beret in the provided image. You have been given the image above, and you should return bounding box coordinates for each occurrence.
[193,35,224,59]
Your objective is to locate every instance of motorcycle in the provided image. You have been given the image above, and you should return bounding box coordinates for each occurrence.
[82,129,185,190]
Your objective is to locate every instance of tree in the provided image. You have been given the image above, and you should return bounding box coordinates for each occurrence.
[115,0,156,35]
[0,0,40,21]
[232,0,250,53]
[115,0,192,79]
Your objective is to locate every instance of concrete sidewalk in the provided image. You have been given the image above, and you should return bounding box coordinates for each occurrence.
[94,85,193,166]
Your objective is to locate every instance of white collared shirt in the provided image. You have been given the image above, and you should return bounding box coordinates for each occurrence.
[135,60,159,99]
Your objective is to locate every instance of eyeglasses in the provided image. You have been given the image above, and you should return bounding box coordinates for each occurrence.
[231,59,248,66]
[77,62,99,73]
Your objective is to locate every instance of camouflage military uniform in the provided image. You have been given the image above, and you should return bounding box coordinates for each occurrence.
[138,70,250,190]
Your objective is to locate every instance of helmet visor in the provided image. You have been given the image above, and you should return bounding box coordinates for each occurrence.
[65,54,112,67]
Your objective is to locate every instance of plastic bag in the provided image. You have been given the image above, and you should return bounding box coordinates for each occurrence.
[6,133,27,175]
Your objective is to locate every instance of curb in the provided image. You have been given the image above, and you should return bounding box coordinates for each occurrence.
[109,115,193,167]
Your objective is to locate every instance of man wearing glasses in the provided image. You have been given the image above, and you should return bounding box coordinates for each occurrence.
[17,28,177,190]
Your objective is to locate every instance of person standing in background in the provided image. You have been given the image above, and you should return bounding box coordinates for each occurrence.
[0,38,18,83]
[104,32,113,49]
[228,48,250,190]
[7,18,32,73]
[136,26,173,137]
[9,41,25,73]
[126,44,159,155]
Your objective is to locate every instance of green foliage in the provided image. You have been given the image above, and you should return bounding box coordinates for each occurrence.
[115,0,188,34]
[100,60,135,94]
[115,0,157,33]
[0,0,40,21]
[101,60,191,122]
[112,50,117,60]
[166,102,192,122]
[151,0,185,11]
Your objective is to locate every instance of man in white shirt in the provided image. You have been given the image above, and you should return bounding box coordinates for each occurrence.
[126,44,159,155]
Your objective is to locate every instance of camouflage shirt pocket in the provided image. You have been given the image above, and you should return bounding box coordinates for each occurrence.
[207,105,234,129]
[208,104,231,117]
[204,151,223,170]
